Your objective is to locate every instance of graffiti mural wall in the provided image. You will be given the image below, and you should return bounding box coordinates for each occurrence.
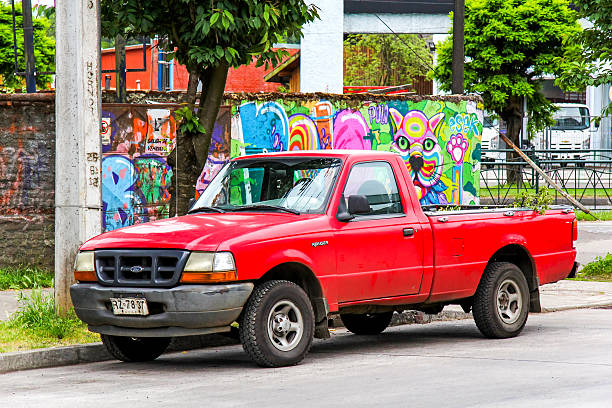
[100,96,482,232]
[230,98,483,205]
[101,105,176,231]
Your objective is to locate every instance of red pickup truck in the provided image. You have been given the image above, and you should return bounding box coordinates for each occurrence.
[71,151,578,367]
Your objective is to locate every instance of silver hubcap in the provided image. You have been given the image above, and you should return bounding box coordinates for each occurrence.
[267,300,303,352]
[497,279,523,324]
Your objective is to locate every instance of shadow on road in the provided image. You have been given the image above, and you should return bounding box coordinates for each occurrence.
[90,319,544,372]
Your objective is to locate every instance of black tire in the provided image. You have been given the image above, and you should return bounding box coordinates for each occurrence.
[101,335,171,362]
[340,312,393,335]
[473,262,530,339]
[239,280,315,367]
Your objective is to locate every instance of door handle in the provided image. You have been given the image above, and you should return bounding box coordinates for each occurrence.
[403,227,415,237]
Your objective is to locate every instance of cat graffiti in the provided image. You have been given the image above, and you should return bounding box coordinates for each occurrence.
[388,109,448,205]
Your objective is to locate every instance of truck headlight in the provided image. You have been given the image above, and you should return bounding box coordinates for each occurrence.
[74,251,97,282]
[181,251,237,283]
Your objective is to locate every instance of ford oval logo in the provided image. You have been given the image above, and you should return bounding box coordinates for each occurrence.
[130,266,143,273]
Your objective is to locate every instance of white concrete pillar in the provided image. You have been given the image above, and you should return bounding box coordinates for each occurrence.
[55,0,102,312]
[300,0,344,93]
[432,34,450,95]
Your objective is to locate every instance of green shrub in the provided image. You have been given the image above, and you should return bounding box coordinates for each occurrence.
[578,254,612,279]
[0,266,54,290]
[8,290,84,339]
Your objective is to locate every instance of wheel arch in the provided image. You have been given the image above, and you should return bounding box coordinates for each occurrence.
[487,244,537,291]
[486,244,541,312]
[258,262,328,323]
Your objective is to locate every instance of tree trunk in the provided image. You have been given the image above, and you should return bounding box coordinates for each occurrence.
[168,70,200,218]
[185,71,199,106]
[194,62,230,168]
[169,63,230,217]
[503,97,524,185]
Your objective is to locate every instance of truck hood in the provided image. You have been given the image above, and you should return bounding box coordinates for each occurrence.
[81,213,321,252]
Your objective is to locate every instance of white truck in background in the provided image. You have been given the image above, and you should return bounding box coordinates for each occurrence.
[480,113,505,163]
[533,103,594,160]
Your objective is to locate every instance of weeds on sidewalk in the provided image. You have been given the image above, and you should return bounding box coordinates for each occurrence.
[575,254,612,282]
[0,290,99,353]
[0,266,53,290]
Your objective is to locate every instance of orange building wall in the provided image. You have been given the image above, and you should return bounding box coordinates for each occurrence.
[101,44,296,92]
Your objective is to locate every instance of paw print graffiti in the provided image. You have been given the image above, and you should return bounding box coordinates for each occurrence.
[447,133,469,164]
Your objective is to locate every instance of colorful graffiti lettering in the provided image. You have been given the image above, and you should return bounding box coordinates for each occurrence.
[102,155,142,231]
[238,102,289,154]
[449,113,481,138]
[289,114,319,150]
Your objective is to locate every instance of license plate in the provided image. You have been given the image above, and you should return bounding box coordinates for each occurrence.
[110,297,149,316]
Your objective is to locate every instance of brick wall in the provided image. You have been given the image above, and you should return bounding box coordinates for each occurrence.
[0,94,55,270]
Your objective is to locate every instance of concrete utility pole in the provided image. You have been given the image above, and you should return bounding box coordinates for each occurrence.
[451,0,465,94]
[55,0,102,313]
[21,0,36,93]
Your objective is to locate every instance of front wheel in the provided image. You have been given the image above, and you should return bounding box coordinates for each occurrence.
[101,335,171,362]
[473,262,529,339]
[239,280,314,367]
[340,312,393,335]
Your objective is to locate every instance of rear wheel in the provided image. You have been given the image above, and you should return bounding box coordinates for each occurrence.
[473,262,529,339]
[239,280,314,367]
[101,335,171,362]
[340,312,393,335]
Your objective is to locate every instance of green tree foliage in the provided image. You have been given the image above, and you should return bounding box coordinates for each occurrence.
[101,0,319,214]
[434,0,581,147]
[343,34,432,87]
[557,0,612,115]
[0,2,55,89]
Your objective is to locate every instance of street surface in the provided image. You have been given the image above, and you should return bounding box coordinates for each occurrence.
[576,222,612,266]
[2,308,612,408]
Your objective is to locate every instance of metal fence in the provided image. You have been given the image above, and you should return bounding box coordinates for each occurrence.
[480,149,612,209]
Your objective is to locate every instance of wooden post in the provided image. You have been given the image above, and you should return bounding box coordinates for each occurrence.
[21,0,36,93]
[115,34,127,103]
[451,0,465,94]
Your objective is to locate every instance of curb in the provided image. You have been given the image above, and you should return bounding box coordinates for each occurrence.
[0,333,239,374]
[541,301,612,313]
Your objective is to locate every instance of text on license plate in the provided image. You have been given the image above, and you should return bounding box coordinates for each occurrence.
[110,297,149,316]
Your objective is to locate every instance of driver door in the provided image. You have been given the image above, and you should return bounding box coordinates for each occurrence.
[333,161,425,303]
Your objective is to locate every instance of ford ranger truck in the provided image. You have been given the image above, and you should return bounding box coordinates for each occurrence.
[71,151,578,367]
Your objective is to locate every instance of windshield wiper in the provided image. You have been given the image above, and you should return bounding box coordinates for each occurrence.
[232,204,301,215]
[187,206,226,214]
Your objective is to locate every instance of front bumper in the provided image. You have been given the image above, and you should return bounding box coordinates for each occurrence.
[70,282,254,337]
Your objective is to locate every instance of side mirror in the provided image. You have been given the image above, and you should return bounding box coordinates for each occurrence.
[337,195,371,222]
[348,194,371,215]
[188,198,196,210]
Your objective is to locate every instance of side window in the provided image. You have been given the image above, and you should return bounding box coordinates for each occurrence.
[343,162,403,216]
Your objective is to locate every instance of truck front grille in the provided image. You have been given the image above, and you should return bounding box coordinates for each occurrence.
[94,249,190,287]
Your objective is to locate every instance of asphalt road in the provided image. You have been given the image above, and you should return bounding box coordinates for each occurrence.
[2,308,612,408]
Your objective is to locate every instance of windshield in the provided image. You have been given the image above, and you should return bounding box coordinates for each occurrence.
[551,106,590,130]
[483,115,498,128]
[193,157,342,214]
